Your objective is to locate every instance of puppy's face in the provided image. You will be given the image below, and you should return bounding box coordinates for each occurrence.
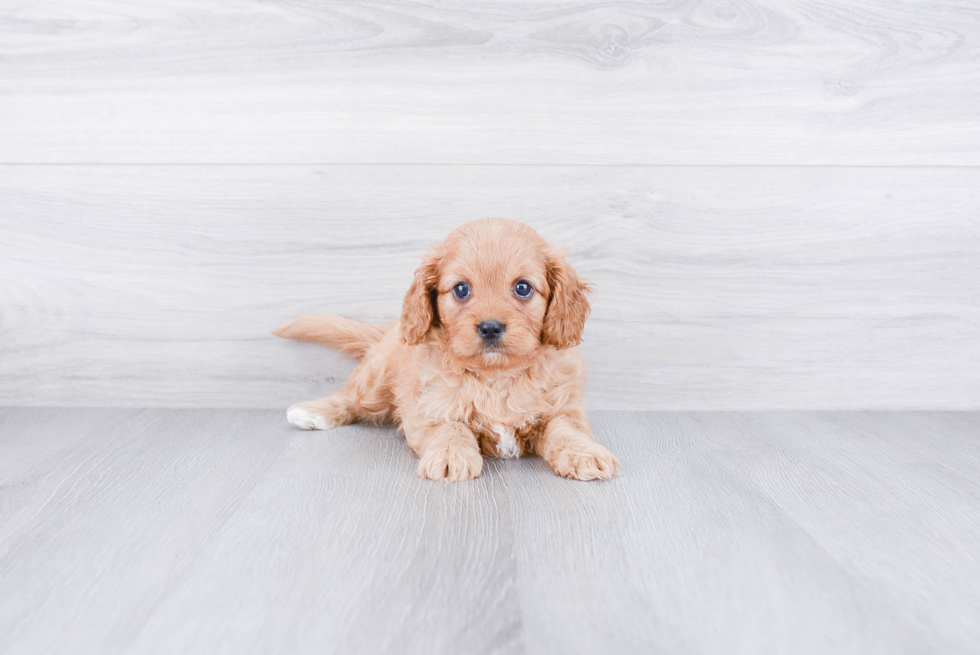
[401,218,591,372]
[435,232,549,370]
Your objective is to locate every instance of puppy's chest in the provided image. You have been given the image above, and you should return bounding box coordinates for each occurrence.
[425,375,544,458]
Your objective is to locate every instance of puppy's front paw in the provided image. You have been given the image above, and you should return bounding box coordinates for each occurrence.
[551,442,620,481]
[417,444,484,482]
[287,405,334,431]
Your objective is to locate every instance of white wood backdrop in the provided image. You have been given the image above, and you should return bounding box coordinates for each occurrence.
[1,0,978,409]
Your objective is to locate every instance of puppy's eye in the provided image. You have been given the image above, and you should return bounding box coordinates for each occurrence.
[452,282,470,300]
[514,280,533,299]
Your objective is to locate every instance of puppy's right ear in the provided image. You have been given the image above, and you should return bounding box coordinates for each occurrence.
[400,246,443,345]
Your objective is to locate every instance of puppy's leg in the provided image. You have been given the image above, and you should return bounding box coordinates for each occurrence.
[286,347,395,430]
[537,414,620,481]
[287,392,359,431]
[407,422,483,482]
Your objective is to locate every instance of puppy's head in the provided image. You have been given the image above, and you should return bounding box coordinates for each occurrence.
[401,218,591,371]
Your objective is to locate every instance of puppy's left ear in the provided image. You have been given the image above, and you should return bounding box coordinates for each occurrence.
[400,245,444,345]
[542,247,592,350]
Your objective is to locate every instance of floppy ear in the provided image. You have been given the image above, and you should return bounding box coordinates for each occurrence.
[400,246,443,345]
[542,247,592,350]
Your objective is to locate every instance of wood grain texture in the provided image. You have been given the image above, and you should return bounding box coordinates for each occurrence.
[0,408,293,654]
[1,409,979,653]
[1,1,979,164]
[507,412,947,654]
[2,165,978,409]
[696,412,980,648]
[0,408,520,655]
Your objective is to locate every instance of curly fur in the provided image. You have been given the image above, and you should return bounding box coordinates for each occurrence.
[275,218,620,482]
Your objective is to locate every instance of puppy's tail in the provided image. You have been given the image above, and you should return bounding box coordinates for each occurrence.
[272,314,387,360]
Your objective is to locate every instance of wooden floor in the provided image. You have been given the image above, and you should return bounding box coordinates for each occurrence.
[1,409,978,654]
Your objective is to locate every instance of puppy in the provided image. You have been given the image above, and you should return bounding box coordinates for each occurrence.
[274,218,619,482]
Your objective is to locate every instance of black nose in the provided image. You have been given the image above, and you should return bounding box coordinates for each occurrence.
[477,320,506,341]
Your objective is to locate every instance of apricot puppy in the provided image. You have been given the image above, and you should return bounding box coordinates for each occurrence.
[274,218,620,482]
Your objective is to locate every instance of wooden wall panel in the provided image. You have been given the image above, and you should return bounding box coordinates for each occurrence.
[2,165,977,409]
[1,0,979,165]
[2,1,978,408]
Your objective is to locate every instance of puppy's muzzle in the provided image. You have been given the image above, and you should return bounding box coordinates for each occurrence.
[477,320,506,343]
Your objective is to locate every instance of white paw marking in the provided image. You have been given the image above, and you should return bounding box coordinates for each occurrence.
[494,425,520,459]
[287,407,330,430]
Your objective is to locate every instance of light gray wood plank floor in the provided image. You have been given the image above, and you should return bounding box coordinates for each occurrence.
[1,410,978,654]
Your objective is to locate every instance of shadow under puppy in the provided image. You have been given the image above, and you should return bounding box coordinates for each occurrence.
[274,218,620,482]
